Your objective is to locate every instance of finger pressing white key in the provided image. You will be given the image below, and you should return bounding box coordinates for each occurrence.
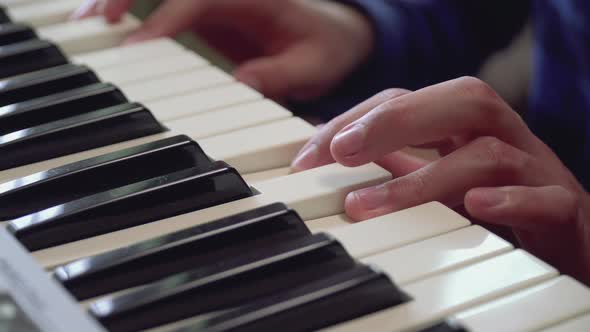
[33,162,391,267]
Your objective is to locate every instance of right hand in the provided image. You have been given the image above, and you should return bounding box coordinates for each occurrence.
[72,0,375,101]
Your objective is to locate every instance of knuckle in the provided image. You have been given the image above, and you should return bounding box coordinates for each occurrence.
[472,137,530,177]
[389,169,430,204]
[375,88,410,101]
[454,76,506,123]
[372,97,414,127]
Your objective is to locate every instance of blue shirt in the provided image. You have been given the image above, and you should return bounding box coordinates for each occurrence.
[293,0,590,189]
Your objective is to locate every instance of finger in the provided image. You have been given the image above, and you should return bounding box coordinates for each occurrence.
[70,0,101,20]
[290,89,410,172]
[375,151,428,177]
[330,77,546,167]
[124,0,208,44]
[344,136,555,221]
[465,185,578,231]
[101,0,134,23]
[465,185,587,280]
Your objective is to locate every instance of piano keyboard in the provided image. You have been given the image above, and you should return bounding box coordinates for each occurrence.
[0,1,588,331]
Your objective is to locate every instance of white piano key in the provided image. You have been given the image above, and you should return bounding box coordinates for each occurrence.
[306,214,353,232]
[324,250,558,332]
[242,167,291,183]
[145,83,262,122]
[38,15,140,54]
[96,51,208,86]
[361,225,513,284]
[455,276,590,332]
[541,313,590,332]
[72,38,188,70]
[200,117,316,174]
[324,202,470,258]
[0,0,40,8]
[33,162,391,267]
[8,0,80,27]
[165,99,292,138]
[0,117,314,183]
[120,67,234,102]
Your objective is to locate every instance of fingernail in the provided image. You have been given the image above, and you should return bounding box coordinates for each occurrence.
[291,144,319,172]
[473,189,508,208]
[332,124,366,158]
[350,185,389,211]
[70,0,97,20]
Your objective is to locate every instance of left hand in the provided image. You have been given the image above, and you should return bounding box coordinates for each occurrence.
[291,77,590,283]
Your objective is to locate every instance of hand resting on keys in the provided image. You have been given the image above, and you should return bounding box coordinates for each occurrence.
[71,0,373,100]
[291,77,590,285]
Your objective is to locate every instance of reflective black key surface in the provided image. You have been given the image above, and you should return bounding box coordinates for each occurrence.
[0,83,127,135]
[0,64,100,106]
[0,23,35,46]
[420,321,469,332]
[0,39,68,79]
[0,7,10,24]
[171,265,408,332]
[0,102,166,171]
[56,203,310,300]
[9,162,253,251]
[89,234,357,332]
[0,135,212,220]
[0,135,212,221]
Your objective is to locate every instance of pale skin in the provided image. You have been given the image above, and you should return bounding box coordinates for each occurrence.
[75,0,590,283]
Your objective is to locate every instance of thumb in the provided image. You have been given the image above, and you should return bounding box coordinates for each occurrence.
[465,185,579,231]
[233,45,331,100]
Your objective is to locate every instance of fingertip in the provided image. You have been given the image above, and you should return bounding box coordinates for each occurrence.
[330,124,368,166]
[290,144,319,172]
[344,185,391,221]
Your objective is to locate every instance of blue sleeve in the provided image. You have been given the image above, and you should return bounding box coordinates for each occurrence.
[291,0,530,120]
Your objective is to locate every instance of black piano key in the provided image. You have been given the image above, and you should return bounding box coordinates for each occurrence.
[89,234,358,332]
[0,102,166,171]
[55,203,310,300]
[0,64,100,107]
[0,6,10,24]
[419,321,469,332]
[0,83,127,135]
[169,265,408,332]
[8,161,253,251]
[0,135,212,220]
[0,23,36,46]
[0,39,68,79]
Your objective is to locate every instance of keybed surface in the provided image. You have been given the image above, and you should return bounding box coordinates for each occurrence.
[0,3,588,332]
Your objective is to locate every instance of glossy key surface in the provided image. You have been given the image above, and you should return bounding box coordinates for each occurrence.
[9,162,252,251]
[0,64,99,106]
[0,103,165,170]
[0,39,67,79]
[56,203,310,300]
[0,135,211,221]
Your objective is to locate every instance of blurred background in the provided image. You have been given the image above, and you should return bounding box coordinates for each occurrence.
[131,1,532,113]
